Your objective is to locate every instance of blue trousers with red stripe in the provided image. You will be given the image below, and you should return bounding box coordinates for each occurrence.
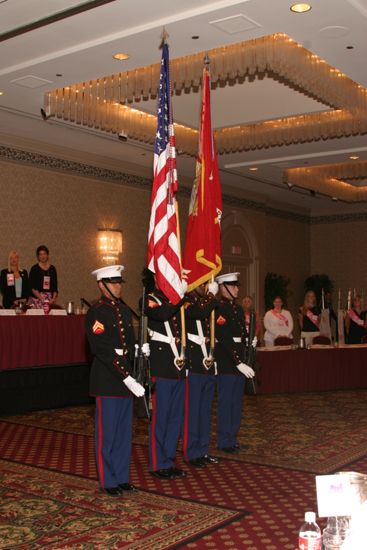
[216,374,245,449]
[149,378,186,472]
[183,373,216,461]
[95,396,133,488]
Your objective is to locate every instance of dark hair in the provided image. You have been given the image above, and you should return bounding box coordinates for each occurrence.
[36,245,49,256]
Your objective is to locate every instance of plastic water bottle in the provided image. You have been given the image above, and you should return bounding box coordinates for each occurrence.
[322,516,350,550]
[298,511,322,550]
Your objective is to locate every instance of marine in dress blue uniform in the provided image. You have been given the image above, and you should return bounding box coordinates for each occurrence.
[183,282,219,467]
[86,265,145,496]
[215,273,255,453]
[145,286,187,479]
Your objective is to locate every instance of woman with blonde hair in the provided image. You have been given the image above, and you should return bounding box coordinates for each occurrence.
[298,290,321,346]
[345,294,366,344]
[0,250,30,308]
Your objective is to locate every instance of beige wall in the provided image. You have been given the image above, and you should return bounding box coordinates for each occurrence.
[6,157,360,324]
[265,215,310,316]
[0,158,313,317]
[0,160,155,311]
[311,220,367,305]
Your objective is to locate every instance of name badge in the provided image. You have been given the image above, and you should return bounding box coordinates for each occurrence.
[43,275,51,290]
[7,273,15,286]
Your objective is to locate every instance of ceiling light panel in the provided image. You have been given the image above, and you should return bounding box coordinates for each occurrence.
[209,14,261,34]
[10,75,53,88]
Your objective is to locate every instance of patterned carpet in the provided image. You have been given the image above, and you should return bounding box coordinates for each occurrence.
[1,391,367,548]
[6,390,367,474]
[0,459,242,550]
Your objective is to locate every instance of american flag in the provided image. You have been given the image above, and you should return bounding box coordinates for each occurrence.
[147,43,184,304]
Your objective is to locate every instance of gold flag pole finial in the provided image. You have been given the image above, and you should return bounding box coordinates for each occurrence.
[204,53,210,66]
[159,27,169,49]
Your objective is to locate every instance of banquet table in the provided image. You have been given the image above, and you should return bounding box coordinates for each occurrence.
[0,314,91,414]
[0,314,89,370]
[256,345,367,394]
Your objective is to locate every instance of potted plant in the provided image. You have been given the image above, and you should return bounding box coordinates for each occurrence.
[264,272,291,311]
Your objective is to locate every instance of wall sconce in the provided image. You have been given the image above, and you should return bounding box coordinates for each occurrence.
[97,229,122,262]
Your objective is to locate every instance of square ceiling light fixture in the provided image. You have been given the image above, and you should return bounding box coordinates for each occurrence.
[209,14,262,34]
[11,75,53,89]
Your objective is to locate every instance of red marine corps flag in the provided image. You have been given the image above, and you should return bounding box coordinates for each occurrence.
[182,60,222,291]
[147,41,185,305]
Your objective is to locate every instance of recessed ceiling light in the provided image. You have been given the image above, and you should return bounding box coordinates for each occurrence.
[346,45,354,50]
[112,52,129,61]
[0,91,4,96]
[349,155,359,160]
[290,3,312,13]
[249,167,258,171]
[56,73,63,77]
[192,35,199,40]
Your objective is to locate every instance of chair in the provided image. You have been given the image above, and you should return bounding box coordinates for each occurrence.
[312,335,331,345]
[274,336,294,346]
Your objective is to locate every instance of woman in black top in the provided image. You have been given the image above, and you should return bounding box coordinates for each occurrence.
[0,250,30,308]
[298,290,321,346]
[345,294,367,344]
[29,245,58,304]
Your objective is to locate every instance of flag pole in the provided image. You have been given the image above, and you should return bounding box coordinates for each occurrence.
[164,28,186,361]
[204,53,216,362]
[175,200,187,359]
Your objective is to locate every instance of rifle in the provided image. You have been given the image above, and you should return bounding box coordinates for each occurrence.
[244,310,258,394]
[133,285,151,419]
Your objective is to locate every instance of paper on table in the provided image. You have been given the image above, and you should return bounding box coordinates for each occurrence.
[316,472,366,517]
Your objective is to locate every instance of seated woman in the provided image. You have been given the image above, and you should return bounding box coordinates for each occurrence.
[0,250,30,309]
[242,295,262,340]
[263,296,293,347]
[29,245,58,306]
[345,294,366,344]
[298,290,321,346]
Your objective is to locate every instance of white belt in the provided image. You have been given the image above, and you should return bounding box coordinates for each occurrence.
[188,321,208,360]
[147,294,184,371]
[148,326,180,362]
[187,333,205,346]
[233,337,242,343]
[149,330,176,345]
[189,321,217,373]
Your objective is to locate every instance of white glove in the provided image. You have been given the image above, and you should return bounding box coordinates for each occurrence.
[181,280,188,294]
[115,348,123,356]
[142,342,150,357]
[252,336,258,348]
[208,282,218,295]
[236,363,255,378]
[123,375,145,397]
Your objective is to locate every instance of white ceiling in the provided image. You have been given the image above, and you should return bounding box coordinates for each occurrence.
[0,0,367,215]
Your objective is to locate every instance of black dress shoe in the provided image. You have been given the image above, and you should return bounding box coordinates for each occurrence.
[219,446,236,454]
[188,458,206,467]
[201,454,220,464]
[103,487,122,496]
[233,443,249,452]
[170,467,187,478]
[150,468,176,479]
[118,483,138,492]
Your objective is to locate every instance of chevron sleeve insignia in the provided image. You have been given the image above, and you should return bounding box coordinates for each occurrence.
[216,315,226,325]
[92,320,105,334]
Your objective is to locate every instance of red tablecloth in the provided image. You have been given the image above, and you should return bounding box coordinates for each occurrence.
[0,315,89,370]
[256,347,367,393]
